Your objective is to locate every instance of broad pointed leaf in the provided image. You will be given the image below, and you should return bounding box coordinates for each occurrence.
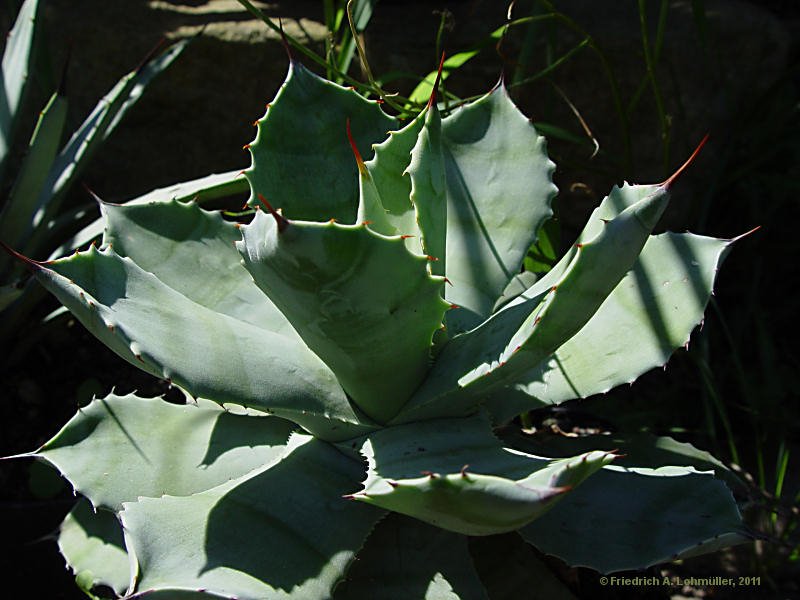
[395,185,670,422]
[29,393,295,510]
[351,412,614,535]
[17,246,368,439]
[364,113,425,250]
[239,210,449,423]
[100,198,296,335]
[488,232,733,420]
[245,61,398,222]
[500,429,743,491]
[519,464,748,573]
[46,170,249,261]
[409,104,447,276]
[440,87,557,333]
[121,434,383,600]
[58,498,130,596]
[335,513,489,600]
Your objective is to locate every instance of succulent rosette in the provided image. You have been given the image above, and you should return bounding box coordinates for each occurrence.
[2,56,748,599]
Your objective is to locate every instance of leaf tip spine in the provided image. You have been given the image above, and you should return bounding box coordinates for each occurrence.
[661,133,709,190]
[346,118,369,177]
[427,52,446,110]
[277,18,293,62]
[257,193,289,232]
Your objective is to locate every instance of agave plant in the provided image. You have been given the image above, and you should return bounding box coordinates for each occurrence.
[2,54,750,599]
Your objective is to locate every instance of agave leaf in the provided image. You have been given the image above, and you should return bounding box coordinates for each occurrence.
[24,393,295,511]
[363,105,424,251]
[246,61,398,223]
[0,0,40,176]
[334,513,489,600]
[506,417,748,572]
[10,244,369,439]
[121,433,383,600]
[439,87,557,334]
[408,102,447,277]
[58,498,130,596]
[0,89,67,257]
[45,170,249,262]
[501,429,743,491]
[351,412,615,535]
[395,184,670,423]
[519,463,748,573]
[21,38,189,259]
[100,198,297,335]
[487,232,734,420]
[239,209,449,424]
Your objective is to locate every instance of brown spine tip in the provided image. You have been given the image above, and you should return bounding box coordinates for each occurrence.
[278,18,293,62]
[426,255,439,262]
[400,234,415,240]
[729,225,761,244]
[0,240,42,272]
[82,184,104,206]
[661,133,709,190]
[460,464,470,477]
[346,118,369,176]
[242,144,250,150]
[257,193,290,233]
[427,52,446,110]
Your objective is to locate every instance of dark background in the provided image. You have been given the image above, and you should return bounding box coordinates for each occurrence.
[1,1,798,598]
